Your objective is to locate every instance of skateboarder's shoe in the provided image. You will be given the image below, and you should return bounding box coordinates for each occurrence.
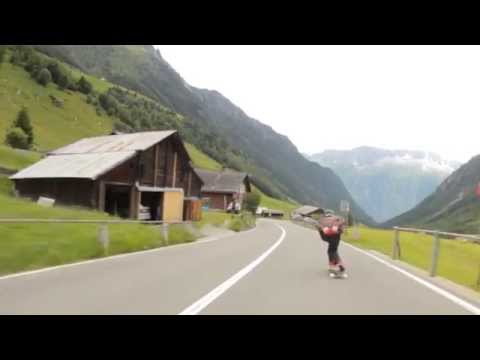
[328,266,348,279]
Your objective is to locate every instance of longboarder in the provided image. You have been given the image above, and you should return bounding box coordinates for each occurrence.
[317,214,348,279]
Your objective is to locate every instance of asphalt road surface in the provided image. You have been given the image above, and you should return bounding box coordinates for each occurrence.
[0,219,479,315]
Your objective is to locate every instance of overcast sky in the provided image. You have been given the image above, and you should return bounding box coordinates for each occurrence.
[155,45,480,163]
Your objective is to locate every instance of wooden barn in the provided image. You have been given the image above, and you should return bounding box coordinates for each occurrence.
[10,131,204,222]
[194,168,251,211]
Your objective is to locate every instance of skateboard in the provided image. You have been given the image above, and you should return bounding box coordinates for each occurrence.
[328,269,348,279]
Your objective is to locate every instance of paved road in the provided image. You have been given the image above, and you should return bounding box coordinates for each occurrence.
[0,219,478,315]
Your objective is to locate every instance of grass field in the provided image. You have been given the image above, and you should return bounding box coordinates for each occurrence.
[258,189,298,218]
[343,226,480,292]
[0,178,197,276]
[0,145,42,171]
[185,143,222,171]
[195,210,255,232]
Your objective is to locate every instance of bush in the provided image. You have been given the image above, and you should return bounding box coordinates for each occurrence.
[5,127,30,150]
[14,108,34,147]
[228,213,256,232]
[244,190,261,214]
[77,76,93,94]
[99,93,118,112]
[36,68,52,87]
[67,81,79,92]
[47,62,62,83]
[47,62,71,90]
[9,51,21,65]
[56,73,70,90]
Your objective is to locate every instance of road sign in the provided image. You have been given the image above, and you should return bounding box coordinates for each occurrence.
[340,200,350,213]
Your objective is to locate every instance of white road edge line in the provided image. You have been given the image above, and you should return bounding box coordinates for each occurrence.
[0,228,256,282]
[343,242,480,315]
[179,224,286,315]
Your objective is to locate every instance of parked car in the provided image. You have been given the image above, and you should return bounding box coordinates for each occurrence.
[138,205,151,220]
[227,201,241,214]
[257,207,284,218]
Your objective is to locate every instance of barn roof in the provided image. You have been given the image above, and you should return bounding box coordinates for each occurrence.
[194,168,251,193]
[293,205,324,216]
[49,130,177,155]
[10,151,137,180]
[10,130,185,181]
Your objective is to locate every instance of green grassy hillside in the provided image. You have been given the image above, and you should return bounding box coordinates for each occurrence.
[258,189,298,216]
[0,60,115,151]
[0,145,41,171]
[185,143,222,171]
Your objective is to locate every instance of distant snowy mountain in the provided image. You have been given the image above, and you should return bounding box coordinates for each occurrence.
[374,151,458,174]
[308,147,462,222]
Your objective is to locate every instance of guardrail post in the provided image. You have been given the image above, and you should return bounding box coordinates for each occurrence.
[429,232,440,277]
[162,223,169,245]
[392,228,400,259]
[98,224,109,255]
[476,264,480,290]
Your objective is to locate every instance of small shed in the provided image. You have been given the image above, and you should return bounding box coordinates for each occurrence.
[292,205,325,219]
[194,168,251,211]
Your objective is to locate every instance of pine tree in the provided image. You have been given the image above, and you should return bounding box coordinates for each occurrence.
[37,68,52,86]
[14,108,34,147]
[5,128,29,150]
[77,76,93,94]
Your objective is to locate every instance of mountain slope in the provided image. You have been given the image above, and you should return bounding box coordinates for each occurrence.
[309,147,461,222]
[0,58,115,151]
[34,45,375,224]
[383,155,480,233]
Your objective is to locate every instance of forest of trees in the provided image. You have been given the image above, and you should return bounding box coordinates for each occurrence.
[8,46,93,92]
[92,87,251,174]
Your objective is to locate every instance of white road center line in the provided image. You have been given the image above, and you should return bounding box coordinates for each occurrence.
[343,242,480,315]
[179,224,286,315]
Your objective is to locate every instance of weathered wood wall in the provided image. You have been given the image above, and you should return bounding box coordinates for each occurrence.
[14,179,95,208]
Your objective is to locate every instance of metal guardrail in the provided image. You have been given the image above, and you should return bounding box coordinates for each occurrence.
[0,218,193,250]
[0,219,189,225]
[394,226,480,243]
[393,226,480,288]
